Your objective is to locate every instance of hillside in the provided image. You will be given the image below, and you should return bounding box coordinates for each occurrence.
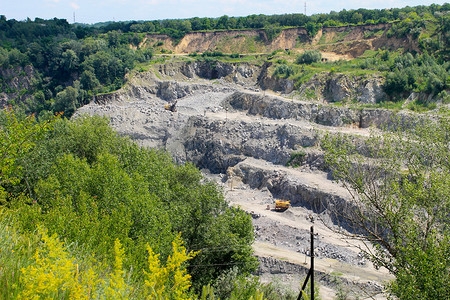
[1,4,449,117]
[146,23,410,58]
[75,58,404,299]
[2,5,450,298]
[71,16,450,295]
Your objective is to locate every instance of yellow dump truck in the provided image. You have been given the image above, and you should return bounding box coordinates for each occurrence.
[275,199,290,211]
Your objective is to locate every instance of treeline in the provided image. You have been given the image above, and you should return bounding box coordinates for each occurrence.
[1,3,450,117]
[92,3,450,38]
[0,109,298,299]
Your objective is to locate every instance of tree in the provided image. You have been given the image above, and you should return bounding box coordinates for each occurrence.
[53,86,78,116]
[305,22,321,38]
[7,113,257,290]
[351,12,363,24]
[80,69,100,91]
[264,24,282,42]
[322,116,450,298]
[60,49,79,73]
[0,108,55,201]
[440,13,450,59]
[7,48,28,66]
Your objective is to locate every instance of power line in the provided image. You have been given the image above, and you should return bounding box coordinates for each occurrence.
[189,261,248,267]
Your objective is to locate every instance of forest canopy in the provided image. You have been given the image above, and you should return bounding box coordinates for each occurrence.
[0,109,257,298]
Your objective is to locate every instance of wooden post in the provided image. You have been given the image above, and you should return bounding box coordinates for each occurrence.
[297,226,314,300]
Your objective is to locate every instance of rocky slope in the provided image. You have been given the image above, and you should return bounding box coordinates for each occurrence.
[75,59,402,298]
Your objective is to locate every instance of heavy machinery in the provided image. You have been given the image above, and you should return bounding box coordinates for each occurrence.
[275,199,290,211]
[164,100,177,112]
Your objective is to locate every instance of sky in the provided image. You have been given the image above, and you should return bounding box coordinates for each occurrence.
[2,0,449,24]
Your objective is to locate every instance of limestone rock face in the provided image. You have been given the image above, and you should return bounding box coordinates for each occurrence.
[74,60,417,297]
[75,59,416,212]
[358,77,386,103]
[293,72,387,104]
[0,65,38,106]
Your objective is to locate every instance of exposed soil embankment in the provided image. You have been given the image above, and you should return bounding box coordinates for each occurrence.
[144,23,417,60]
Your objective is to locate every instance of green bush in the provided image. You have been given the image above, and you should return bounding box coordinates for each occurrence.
[296,50,322,64]
[274,64,294,78]
[286,150,307,167]
[202,51,224,57]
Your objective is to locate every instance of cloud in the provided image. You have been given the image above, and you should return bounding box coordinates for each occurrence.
[70,2,80,10]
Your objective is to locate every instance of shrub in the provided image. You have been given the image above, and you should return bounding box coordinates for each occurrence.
[274,64,294,78]
[296,50,322,64]
[286,150,307,167]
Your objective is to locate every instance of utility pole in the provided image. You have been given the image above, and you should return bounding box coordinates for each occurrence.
[304,2,307,16]
[73,12,76,23]
[311,226,314,300]
[297,226,314,300]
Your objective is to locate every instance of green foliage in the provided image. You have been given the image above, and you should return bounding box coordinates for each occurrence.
[0,109,55,201]
[0,17,154,117]
[357,50,450,105]
[53,86,79,115]
[144,234,198,300]
[389,234,450,299]
[0,210,38,299]
[322,116,450,298]
[228,275,263,300]
[213,270,274,300]
[273,64,294,78]
[438,90,450,104]
[0,212,211,299]
[1,4,450,116]
[383,53,449,100]
[256,279,298,300]
[406,99,437,112]
[18,225,101,300]
[305,22,322,38]
[286,150,307,167]
[0,216,135,299]
[264,24,282,42]
[386,11,425,39]
[1,109,257,294]
[202,51,225,57]
[296,50,322,65]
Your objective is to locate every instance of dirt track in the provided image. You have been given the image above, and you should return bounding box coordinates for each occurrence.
[76,63,394,299]
[210,171,393,299]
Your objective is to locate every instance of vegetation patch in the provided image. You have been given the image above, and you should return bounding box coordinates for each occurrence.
[296,50,322,64]
[286,150,307,167]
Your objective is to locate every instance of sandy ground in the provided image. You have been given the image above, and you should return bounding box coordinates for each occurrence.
[204,167,393,299]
